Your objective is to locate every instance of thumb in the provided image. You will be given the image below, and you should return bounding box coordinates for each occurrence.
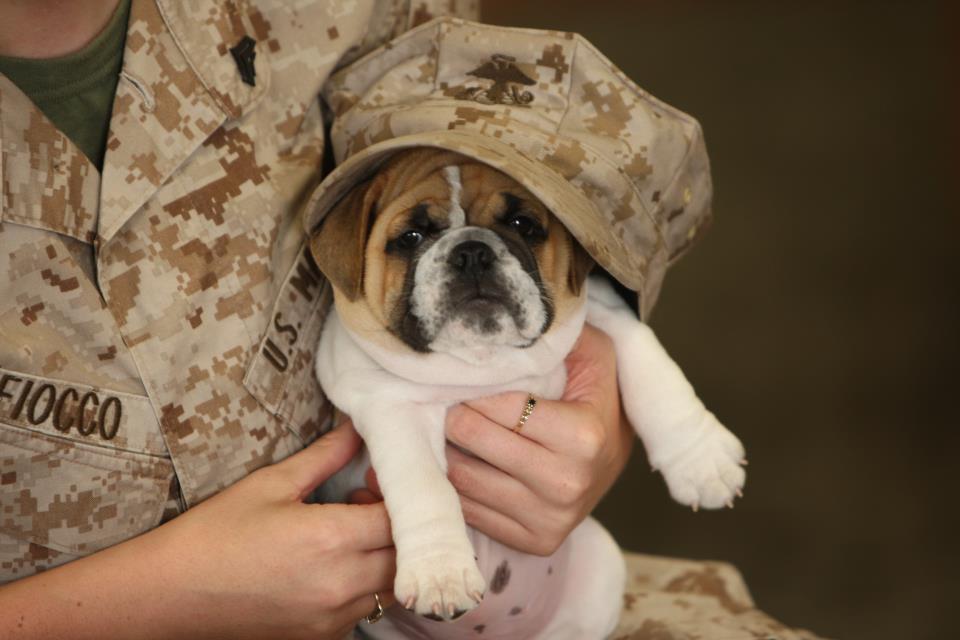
[563,324,617,405]
[274,422,362,498]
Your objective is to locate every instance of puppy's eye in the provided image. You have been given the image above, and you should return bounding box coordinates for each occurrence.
[505,213,541,238]
[398,230,424,249]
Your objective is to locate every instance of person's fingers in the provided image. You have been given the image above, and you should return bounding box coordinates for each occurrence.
[346,588,396,612]
[315,502,393,550]
[445,446,541,522]
[378,590,397,609]
[460,393,591,454]
[339,588,397,632]
[330,561,396,638]
[335,548,397,603]
[273,424,363,499]
[458,494,544,555]
[347,488,380,504]
[445,404,551,484]
[364,466,382,496]
[347,467,383,504]
[562,323,618,401]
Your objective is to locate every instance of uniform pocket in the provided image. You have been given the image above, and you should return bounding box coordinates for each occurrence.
[0,420,173,563]
[242,243,334,444]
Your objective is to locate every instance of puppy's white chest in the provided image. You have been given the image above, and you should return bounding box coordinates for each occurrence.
[313,275,746,637]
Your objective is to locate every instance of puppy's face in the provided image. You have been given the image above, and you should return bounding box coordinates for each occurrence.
[312,149,592,356]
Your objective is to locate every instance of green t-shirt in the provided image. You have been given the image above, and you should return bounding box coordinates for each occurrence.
[0,0,131,170]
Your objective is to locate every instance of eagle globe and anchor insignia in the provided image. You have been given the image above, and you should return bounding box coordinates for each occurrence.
[455,53,536,105]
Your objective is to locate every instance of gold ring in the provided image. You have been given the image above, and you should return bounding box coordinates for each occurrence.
[364,592,384,624]
[513,394,537,433]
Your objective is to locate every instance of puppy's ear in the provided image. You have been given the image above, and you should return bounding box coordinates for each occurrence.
[309,177,383,301]
[567,237,595,297]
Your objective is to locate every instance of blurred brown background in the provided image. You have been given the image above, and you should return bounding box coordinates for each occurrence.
[482,2,957,639]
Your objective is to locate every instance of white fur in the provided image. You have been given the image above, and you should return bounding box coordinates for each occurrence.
[443,165,466,228]
[316,275,745,630]
[585,277,746,508]
[338,303,578,394]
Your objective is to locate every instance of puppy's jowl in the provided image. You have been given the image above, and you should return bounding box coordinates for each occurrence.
[312,149,745,638]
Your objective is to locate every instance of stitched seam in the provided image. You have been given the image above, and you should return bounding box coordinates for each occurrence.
[0,424,173,475]
[153,0,232,118]
[0,364,157,402]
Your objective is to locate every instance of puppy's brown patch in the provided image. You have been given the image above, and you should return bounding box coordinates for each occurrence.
[310,148,590,352]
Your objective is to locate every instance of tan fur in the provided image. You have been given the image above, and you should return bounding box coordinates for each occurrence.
[310,148,589,352]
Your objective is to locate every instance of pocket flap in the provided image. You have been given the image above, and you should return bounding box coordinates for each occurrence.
[0,422,173,555]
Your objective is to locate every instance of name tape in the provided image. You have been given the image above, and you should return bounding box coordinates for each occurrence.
[0,367,166,454]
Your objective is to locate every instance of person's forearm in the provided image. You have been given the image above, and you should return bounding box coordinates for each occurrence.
[0,523,188,639]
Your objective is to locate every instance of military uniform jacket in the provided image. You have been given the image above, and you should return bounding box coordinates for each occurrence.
[0,0,481,582]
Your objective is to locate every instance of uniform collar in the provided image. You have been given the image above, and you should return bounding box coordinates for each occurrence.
[97,0,271,244]
[0,0,271,245]
[153,0,270,122]
[0,75,101,243]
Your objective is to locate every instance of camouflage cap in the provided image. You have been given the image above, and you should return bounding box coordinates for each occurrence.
[303,17,712,318]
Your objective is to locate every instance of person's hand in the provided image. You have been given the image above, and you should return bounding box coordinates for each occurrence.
[441,324,634,555]
[1,424,394,640]
[353,325,635,554]
[146,423,395,640]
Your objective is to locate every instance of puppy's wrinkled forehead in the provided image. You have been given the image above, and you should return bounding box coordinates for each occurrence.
[374,149,549,232]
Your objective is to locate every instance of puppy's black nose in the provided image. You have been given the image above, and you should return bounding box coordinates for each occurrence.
[450,240,496,273]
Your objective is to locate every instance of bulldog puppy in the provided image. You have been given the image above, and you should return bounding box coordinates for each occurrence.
[312,148,746,637]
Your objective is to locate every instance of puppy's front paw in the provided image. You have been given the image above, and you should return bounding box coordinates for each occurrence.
[658,414,746,510]
[395,549,486,620]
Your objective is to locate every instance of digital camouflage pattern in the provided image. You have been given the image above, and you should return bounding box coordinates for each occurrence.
[303,17,712,319]
[2,2,826,638]
[0,0,478,582]
[612,555,828,640]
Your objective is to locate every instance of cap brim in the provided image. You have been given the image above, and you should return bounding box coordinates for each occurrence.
[301,129,645,292]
